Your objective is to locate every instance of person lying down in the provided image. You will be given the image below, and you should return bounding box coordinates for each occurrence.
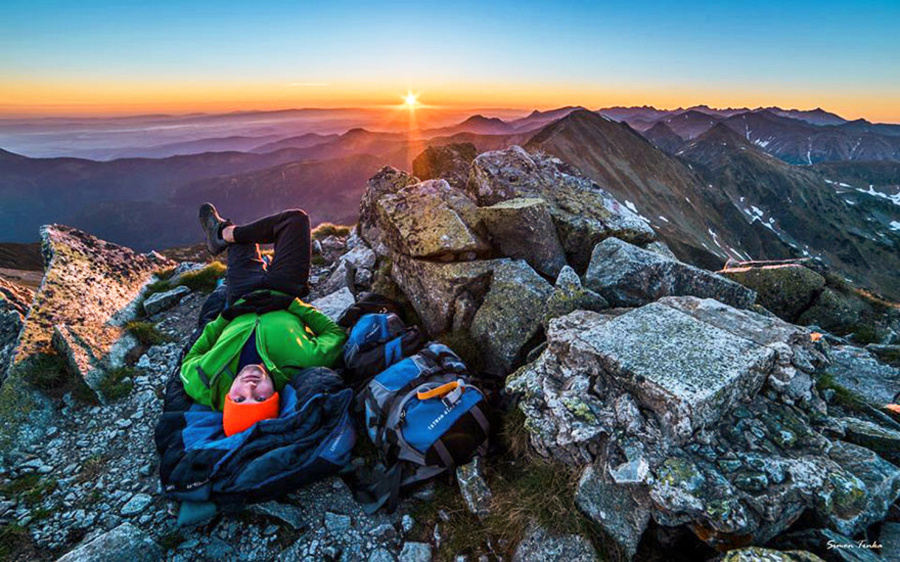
[155,204,355,517]
[178,203,347,436]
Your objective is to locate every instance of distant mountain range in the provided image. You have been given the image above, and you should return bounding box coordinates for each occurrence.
[1,104,898,299]
[599,105,900,165]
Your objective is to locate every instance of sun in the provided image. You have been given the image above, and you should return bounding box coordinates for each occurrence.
[403,91,419,107]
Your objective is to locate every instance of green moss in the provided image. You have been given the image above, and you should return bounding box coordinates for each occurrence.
[816,372,871,413]
[849,324,879,344]
[828,473,867,518]
[98,367,136,401]
[0,524,30,560]
[30,507,54,521]
[311,254,326,266]
[311,222,352,240]
[656,457,704,492]
[562,397,599,424]
[125,321,172,346]
[158,530,185,550]
[0,474,57,506]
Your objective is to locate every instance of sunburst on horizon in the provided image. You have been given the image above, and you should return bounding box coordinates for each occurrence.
[403,91,419,108]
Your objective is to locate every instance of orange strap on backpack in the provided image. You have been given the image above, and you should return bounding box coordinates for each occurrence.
[417,381,459,400]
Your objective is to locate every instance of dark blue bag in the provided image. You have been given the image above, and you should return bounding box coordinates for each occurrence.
[343,313,426,385]
[354,343,490,512]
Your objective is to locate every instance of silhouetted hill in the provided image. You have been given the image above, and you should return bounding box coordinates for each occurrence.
[765,107,846,126]
[250,133,339,153]
[640,122,684,155]
[659,110,721,139]
[720,110,900,164]
[0,147,316,244]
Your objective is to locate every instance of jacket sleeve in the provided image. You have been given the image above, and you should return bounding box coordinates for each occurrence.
[179,315,230,407]
[289,299,347,367]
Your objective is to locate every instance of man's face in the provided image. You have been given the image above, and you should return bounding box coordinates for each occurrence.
[228,364,275,403]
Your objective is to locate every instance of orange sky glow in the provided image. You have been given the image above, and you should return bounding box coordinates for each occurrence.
[2,79,899,123]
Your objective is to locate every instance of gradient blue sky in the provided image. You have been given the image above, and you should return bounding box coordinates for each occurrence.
[2,0,898,120]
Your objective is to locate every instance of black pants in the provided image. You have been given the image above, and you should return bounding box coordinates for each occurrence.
[227,209,311,306]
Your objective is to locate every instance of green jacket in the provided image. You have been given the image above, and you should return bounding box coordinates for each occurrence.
[179,294,346,410]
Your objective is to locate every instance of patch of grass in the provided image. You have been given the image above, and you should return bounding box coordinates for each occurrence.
[311,254,327,266]
[0,524,30,560]
[140,262,227,312]
[409,479,488,559]
[157,267,176,281]
[16,352,98,405]
[485,458,582,542]
[848,324,879,345]
[158,530,185,550]
[0,474,58,507]
[871,346,900,367]
[19,353,69,393]
[487,407,624,561]
[30,507,54,521]
[400,407,622,561]
[98,367,136,401]
[311,222,352,240]
[438,331,486,375]
[125,320,172,346]
[173,262,226,293]
[816,372,870,413]
[78,455,107,484]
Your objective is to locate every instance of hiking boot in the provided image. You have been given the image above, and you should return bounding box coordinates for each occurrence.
[199,203,231,256]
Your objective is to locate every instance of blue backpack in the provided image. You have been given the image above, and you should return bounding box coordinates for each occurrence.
[343,313,426,386]
[354,342,490,512]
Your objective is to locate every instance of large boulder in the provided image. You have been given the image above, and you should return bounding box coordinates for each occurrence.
[390,255,495,335]
[375,179,489,260]
[478,197,567,278]
[507,297,899,552]
[358,166,419,255]
[469,260,554,374]
[584,237,757,309]
[411,142,478,190]
[823,345,900,405]
[467,145,655,270]
[0,225,170,450]
[719,264,826,322]
[796,287,870,334]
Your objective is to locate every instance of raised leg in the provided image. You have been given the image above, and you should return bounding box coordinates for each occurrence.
[231,209,311,300]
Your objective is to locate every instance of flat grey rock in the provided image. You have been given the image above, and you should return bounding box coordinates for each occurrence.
[512,524,597,562]
[142,285,190,316]
[310,287,355,322]
[56,523,162,562]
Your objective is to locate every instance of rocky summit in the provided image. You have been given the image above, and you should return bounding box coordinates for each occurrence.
[1,144,899,561]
